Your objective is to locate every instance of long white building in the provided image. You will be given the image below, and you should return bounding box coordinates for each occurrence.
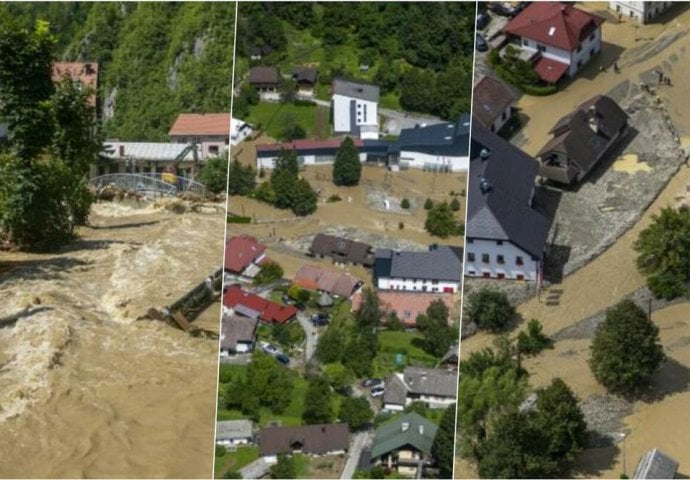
[374,245,463,294]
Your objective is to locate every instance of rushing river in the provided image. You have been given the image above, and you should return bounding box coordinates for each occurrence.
[0,200,224,478]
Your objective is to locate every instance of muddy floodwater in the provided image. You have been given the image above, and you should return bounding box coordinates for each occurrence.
[0,200,224,478]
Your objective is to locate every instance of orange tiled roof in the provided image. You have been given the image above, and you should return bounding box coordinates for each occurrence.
[169,113,230,137]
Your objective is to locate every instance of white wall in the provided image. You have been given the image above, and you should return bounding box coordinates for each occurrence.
[415,395,456,409]
[217,438,251,447]
[519,25,602,77]
[376,277,460,293]
[464,238,540,281]
[258,152,368,170]
[520,38,571,65]
[609,1,672,23]
[399,150,469,172]
[333,94,378,136]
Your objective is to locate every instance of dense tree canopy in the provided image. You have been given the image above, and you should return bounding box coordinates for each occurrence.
[465,288,516,332]
[425,201,464,238]
[432,404,456,479]
[333,137,362,186]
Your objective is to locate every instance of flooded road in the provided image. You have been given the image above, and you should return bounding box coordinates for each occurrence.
[0,200,224,478]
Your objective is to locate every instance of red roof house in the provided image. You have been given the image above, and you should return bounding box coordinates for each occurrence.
[223,285,297,324]
[224,235,267,274]
[169,113,231,137]
[503,2,605,82]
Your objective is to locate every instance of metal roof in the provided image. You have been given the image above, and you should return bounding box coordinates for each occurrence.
[216,420,253,441]
[374,245,463,282]
[634,449,679,479]
[103,141,199,162]
[333,78,380,102]
[371,412,438,459]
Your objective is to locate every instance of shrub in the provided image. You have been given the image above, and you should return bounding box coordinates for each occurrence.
[327,194,342,203]
[227,215,251,224]
[254,261,284,285]
[400,198,410,209]
[516,319,552,356]
[466,288,515,332]
[424,198,434,210]
[450,197,461,211]
[425,201,463,238]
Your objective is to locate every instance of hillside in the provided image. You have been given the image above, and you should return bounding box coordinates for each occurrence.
[0,2,235,141]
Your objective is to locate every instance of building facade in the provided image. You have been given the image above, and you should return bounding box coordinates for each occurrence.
[169,113,230,159]
[609,1,674,23]
[332,78,380,140]
[374,246,463,293]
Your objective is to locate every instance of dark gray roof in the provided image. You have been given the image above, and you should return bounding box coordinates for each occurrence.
[258,423,349,456]
[216,420,253,441]
[403,367,457,398]
[309,233,375,267]
[634,449,679,479]
[473,76,520,129]
[249,66,279,85]
[292,66,317,84]
[467,122,552,259]
[383,374,409,407]
[396,114,471,157]
[221,315,258,351]
[374,245,463,282]
[333,78,380,102]
[537,95,628,177]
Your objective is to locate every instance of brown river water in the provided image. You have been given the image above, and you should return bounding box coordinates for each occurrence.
[0,200,224,478]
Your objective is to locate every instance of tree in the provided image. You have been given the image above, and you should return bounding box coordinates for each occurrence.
[432,404,456,478]
[339,396,373,431]
[634,206,690,299]
[197,155,229,194]
[315,326,346,363]
[226,158,256,196]
[589,300,665,395]
[344,328,377,378]
[332,137,362,186]
[424,198,434,210]
[417,299,454,357]
[450,197,461,212]
[356,287,382,327]
[516,319,552,356]
[273,148,299,178]
[291,177,318,216]
[400,198,410,209]
[425,201,463,238]
[323,362,355,393]
[386,311,405,331]
[466,288,515,332]
[246,351,295,414]
[270,454,296,479]
[254,261,284,285]
[302,376,334,424]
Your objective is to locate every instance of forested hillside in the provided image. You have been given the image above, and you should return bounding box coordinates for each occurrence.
[236,2,474,119]
[0,2,235,141]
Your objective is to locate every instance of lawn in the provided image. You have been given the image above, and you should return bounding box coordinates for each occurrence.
[246,102,328,140]
[214,445,259,479]
[373,330,437,377]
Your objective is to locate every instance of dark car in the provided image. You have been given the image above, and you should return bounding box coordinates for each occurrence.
[311,313,330,326]
[362,378,384,388]
[488,2,517,17]
[476,33,489,52]
[276,353,290,365]
[476,12,491,30]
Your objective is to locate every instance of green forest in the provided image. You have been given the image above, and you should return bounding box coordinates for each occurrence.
[236,2,475,120]
[0,2,235,141]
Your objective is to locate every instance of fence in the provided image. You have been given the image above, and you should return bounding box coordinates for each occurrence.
[89,173,207,197]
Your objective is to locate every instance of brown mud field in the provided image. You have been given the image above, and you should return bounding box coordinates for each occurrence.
[0,200,224,478]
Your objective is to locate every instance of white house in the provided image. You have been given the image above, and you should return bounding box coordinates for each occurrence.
[609,2,674,23]
[216,420,254,448]
[503,2,605,83]
[332,78,380,140]
[465,123,552,282]
[383,367,457,411]
[168,113,230,159]
[374,245,463,294]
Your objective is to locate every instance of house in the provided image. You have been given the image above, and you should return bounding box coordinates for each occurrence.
[309,233,375,267]
[224,235,267,277]
[293,265,361,298]
[332,78,380,140]
[216,420,254,448]
[374,245,463,294]
[231,117,253,146]
[633,449,679,479]
[292,66,318,97]
[169,113,230,159]
[536,95,628,185]
[99,141,201,177]
[503,2,605,83]
[52,61,99,109]
[220,315,258,355]
[258,423,349,461]
[383,367,457,411]
[472,76,521,134]
[351,291,455,328]
[248,66,280,101]
[370,412,438,477]
[389,115,471,172]
[223,285,297,324]
[465,123,552,282]
[609,2,675,23]
[256,138,369,170]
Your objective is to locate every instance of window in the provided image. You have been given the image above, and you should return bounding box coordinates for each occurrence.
[537,44,546,52]
[209,145,219,155]
[516,274,525,281]
[496,240,503,246]
[522,38,528,46]
[497,255,505,264]
[501,111,507,121]
[497,273,505,279]
[483,272,491,278]
[468,269,476,276]
[516,256,524,266]
[482,254,490,264]
[467,252,475,262]
[467,238,474,244]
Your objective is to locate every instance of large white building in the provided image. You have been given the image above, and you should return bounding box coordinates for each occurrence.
[332,78,380,140]
[503,2,605,83]
[383,367,458,411]
[374,245,463,294]
[609,1,674,23]
[465,123,552,282]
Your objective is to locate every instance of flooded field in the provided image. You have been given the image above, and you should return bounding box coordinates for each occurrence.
[0,200,224,478]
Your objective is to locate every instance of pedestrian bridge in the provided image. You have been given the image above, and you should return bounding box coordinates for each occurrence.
[88,173,207,197]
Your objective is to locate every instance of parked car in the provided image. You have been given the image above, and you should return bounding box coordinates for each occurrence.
[370,387,385,398]
[476,12,490,30]
[361,378,382,388]
[281,294,294,305]
[311,313,330,326]
[476,33,489,52]
[488,2,518,17]
[260,341,279,356]
[276,353,290,365]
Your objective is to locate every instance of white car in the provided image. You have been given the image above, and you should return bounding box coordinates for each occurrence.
[260,341,279,356]
[370,387,385,398]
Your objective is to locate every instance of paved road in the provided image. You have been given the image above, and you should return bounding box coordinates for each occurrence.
[296,312,318,362]
[341,430,374,479]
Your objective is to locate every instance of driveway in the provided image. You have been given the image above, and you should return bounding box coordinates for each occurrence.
[296,312,318,362]
[340,430,374,479]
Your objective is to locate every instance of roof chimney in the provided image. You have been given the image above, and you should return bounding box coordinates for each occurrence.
[419,425,424,435]
[479,177,493,194]
[480,148,490,160]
